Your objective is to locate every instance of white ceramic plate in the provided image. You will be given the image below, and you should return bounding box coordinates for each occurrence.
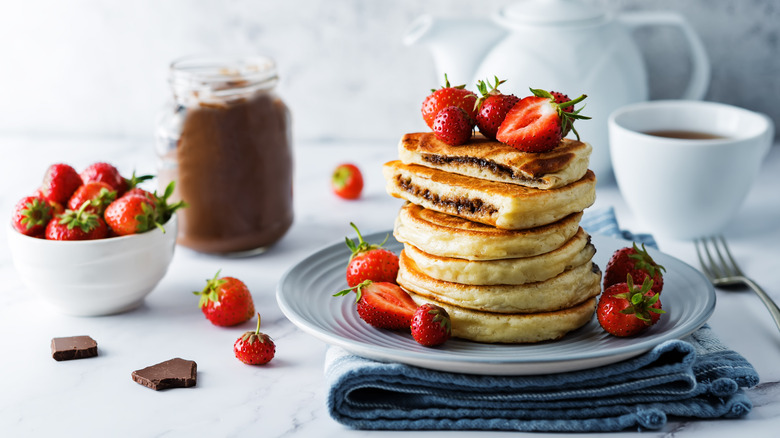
[277,232,715,375]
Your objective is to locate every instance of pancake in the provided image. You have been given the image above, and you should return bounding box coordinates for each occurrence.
[394,203,582,260]
[398,132,592,189]
[382,160,596,230]
[402,227,595,285]
[406,290,597,344]
[398,251,601,313]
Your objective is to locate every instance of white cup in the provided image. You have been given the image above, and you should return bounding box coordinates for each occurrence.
[608,100,774,239]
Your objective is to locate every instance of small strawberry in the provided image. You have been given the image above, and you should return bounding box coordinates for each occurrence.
[411,303,452,347]
[604,243,666,295]
[421,74,477,129]
[11,196,56,237]
[335,281,418,330]
[194,270,255,327]
[122,187,155,201]
[344,223,399,287]
[496,88,589,153]
[432,106,473,145]
[550,90,574,136]
[474,77,520,140]
[597,276,665,337]
[40,163,83,204]
[104,194,158,236]
[332,163,364,200]
[67,181,117,215]
[44,201,109,241]
[234,314,275,365]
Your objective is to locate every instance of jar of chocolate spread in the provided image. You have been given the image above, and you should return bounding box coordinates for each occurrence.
[156,55,293,255]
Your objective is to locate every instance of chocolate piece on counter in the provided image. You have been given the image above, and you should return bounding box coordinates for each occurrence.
[51,336,98,361]
[132,358,197,390]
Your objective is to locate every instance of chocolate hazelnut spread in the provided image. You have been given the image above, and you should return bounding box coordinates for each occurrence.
[157,56,293,254]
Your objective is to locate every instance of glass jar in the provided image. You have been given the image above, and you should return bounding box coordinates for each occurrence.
[156,55,293,255]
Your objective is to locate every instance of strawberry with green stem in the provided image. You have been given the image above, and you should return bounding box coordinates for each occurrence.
[194,270,255,327]
[474,76,520,140]
[234,314,275,365]
[334,280,417,330]
[597,275,665,337]
[12,196,56,237]
[421,74,478,129]
[45,201,109,241]
[344,222,399,287]
[411,303,452,346]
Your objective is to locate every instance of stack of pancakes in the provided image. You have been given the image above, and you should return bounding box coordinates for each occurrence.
[382,132,601,343]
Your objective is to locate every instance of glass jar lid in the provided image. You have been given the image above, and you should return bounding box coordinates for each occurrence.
[169,55,278,104]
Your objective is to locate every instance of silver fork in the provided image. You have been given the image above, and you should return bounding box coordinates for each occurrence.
[695,235,780,332]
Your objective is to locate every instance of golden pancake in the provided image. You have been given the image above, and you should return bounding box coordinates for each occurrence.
[394,203,582,260]
[398,132,592,189]
[403,227,595,285]
[382,160,596,230]
[398,251,601,313]
[406,291,597,344]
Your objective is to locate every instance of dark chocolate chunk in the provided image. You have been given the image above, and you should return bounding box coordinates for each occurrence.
[51,336,98,361]
[132,358,197,390]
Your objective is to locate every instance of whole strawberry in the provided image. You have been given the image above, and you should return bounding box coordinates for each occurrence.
[597,276,664,337]
[67,181,117,215]
[496,88,589,153]
[332,163,364,200]
[234,314,275,365]
[603,243,666,294]
[432,106,473,145]
[104,194,158,236]
[474,77,520,140]
[421,74,477,130]
[344,223,399,287]
[45,202,109,241]
[335,280,418,330]
[12,196,55,237]
[194,270,255,327]
[411,303,452,347]
[40,163,83,204]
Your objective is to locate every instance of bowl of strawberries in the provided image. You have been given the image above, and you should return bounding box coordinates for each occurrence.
[7,162,185,316]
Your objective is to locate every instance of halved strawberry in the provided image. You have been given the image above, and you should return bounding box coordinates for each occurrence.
[421,74,477,129]
[334,281,417,330]
[496,89,589,153]
[474,77,519,140]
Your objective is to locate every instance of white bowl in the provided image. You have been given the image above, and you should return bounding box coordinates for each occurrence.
[7,214,178,316]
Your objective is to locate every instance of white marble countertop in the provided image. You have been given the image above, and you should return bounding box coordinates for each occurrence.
[1,136,779,437]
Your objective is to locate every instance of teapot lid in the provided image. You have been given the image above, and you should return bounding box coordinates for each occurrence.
[496,0,605,27]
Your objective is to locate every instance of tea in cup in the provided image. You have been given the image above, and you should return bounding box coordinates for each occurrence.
[608,100,773,239]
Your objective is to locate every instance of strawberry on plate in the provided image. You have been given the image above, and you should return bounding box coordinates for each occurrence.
[334,280,418,330]
[432,106,473,145]
[603,243,666,294]
[474,77,519,140]
[597,276,665,337]
[421,74,477,130]
[39,163,83,205]
[67,181,117,215]
[234,314,275,365]
[12,195,56,237]
[45,202,109,241]
[332,163,364,200]
[411,303,452,347]
[194,270,255,327]
[344,223,399,287]
[496,88,589,153]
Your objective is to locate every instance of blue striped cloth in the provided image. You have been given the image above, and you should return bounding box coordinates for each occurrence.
[324,207,758,432]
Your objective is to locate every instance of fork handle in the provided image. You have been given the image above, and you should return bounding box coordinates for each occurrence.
[743,277,780,331]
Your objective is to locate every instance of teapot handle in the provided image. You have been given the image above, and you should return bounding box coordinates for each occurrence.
[618,12,710,100]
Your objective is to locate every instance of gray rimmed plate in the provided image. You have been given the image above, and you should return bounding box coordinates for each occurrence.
[276,232,715,375]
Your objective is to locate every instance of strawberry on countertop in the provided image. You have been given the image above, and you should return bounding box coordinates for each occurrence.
[335,280,418,330]
[496,88,589,153]
[234,314,276,365]
[194,270,255,327]
[332,163,364,200]
[344,223,399,287]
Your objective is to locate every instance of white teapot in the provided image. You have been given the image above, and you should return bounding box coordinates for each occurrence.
[404,0,710,180]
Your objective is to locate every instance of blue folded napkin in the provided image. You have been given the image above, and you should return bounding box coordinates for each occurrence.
[324,207,759,432]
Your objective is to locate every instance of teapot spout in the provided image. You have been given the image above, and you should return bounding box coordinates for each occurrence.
[404,15,507,87]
